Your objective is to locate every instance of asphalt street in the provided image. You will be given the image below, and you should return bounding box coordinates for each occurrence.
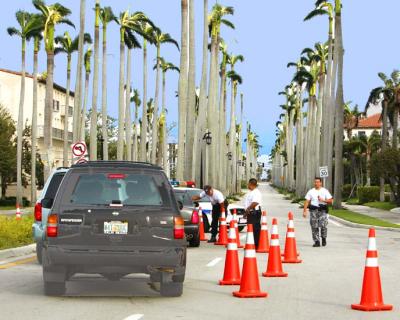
[1,183,399,320]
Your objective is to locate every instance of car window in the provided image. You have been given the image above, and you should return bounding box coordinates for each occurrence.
[42,173,65,209]
[68,173,167,206]
[187,190,209,203]
[173,190,193,206]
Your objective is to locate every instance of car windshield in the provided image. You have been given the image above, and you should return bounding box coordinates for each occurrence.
[173,189,209,206]
[68,173,170,207]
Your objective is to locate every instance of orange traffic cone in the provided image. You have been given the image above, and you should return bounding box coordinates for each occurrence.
[232,209,244,249]
[16,204,22,220]
[351,229,393,312]
[282,212,302,263]
[215,206,228,246]
[198,207,207,242]
[263,218,288,277]
[233,224,268,298]
[219,221,241,285]
[256,211,270,253]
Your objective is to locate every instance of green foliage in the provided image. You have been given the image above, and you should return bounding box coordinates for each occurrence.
[0,197,30,207]
[342,184,352,199]
[330,209,400,229]
[0,214,34,250]
[363,201,397,211]
[240,180,247,189]
[357,186,380,204]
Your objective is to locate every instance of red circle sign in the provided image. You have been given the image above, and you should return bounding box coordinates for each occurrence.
[76,158,87,164]
[72,142,87,157]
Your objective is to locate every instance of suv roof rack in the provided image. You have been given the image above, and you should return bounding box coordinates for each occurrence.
[71,161,162,170]
[56,166,70,170]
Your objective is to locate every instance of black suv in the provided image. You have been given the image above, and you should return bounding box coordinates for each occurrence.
[41,161,187,297]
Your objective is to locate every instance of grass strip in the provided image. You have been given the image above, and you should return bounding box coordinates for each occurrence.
[0,215,34,250]
[363,202,397,211]
[330,209,400,229]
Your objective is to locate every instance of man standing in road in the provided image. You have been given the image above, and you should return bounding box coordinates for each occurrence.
[303,177,333,247]
[244,178,262,247]
[192,185,226,243]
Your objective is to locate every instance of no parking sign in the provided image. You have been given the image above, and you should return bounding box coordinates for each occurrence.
[71,141,88,164]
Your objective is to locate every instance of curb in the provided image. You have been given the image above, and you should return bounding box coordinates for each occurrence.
[329,215,400,233]
[0,243,36,261]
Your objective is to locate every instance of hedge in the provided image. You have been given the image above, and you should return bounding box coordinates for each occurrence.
[357,186,380,204]
[342,184,353,199]
[0,197,30,207]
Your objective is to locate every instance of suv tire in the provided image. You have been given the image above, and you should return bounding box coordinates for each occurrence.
[160,281,183,297]
[44,281,66,296]
[189,233,200,247]
[36,242,43,265]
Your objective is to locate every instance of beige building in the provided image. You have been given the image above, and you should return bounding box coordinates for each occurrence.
[0,68,74,167]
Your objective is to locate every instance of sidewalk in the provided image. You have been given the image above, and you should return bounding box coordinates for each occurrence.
[343,203,400,225]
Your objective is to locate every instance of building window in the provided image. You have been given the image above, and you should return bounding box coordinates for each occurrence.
[358,131,366,138]
[53,100,60,112]
[68,106,73,116]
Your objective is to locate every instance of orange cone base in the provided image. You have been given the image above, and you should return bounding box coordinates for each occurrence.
[233,291,268,298]
[219,279,241,286]
[351,304,393,312]
[282,258,302,264]
[262,271,288,278]
[215,240,228,246]
[256,249,269,253]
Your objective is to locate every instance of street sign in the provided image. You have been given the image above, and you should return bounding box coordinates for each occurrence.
[319,166,329,178]
[72,141,87,157]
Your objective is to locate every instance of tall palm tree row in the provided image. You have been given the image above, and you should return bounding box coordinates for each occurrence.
[131,89,141,161]
[81,46,92,141]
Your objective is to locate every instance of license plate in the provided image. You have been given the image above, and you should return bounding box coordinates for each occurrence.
[104,221,128,235]
[239,218,247,224]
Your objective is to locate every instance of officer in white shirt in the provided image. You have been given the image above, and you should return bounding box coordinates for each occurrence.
[192,185,226,243]
[303,177,333,247]
[244,178,262,247]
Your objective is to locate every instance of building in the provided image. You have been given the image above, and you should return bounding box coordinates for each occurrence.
[345,113,382,139]
[0,68,74,167]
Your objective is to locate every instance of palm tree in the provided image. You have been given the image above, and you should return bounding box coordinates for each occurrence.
[99,6,115,160]
[151,29,179,165]
[73,0,86,144]
[343,102,361,139]
[55,32,92,166]
[360,131,381,186]
[116,11,149,160]
[33,0,73,180]
[207,4,234,187]
[131,89,141,161]
[81,46,92,141]
[193,0,209,187]
[7,11,43,205]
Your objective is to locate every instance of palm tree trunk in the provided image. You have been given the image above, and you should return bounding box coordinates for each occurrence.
[125,48,132,161]
[333,11,344,209]
[315,77,325,176]
[90,1,100,160]
[81,71,90,141]
[16,38,26,205]
[366,151,371,186]
[162,71,169,173]
[63,56,71,166]
[380,99,389,201]
[101,20,108,160]
[151,46,161,164]
[44,51,54,181]
[31,39,39,204]
[73,0,86,144]
[218,60,227,192]
[117,30,125,160]
[133,101,139,161]
[177,0,189,179]
[228,81,236,195]
[392,107,399,149]
[193,0,208,186]
[185,0,196,180]
[139,40,148,162]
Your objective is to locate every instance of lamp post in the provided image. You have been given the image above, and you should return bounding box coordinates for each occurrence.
[202,131,212,145]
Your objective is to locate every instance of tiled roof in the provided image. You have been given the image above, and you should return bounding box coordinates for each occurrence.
[357,114,382,129]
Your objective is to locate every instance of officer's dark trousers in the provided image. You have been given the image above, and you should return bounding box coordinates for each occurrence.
[211,204,221,238]
[247,210,262,247]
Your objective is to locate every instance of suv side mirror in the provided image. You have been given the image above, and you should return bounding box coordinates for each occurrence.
[41,197,53,209]
[177,200,183,210]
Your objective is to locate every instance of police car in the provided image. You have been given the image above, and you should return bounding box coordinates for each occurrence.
[172,187,247,232]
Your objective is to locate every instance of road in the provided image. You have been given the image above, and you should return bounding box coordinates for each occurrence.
[1,183,399,320]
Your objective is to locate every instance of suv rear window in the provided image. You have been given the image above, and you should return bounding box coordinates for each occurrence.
[69,173,167,206]
[42,173,65,209]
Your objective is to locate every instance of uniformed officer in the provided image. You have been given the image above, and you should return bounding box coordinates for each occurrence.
[244,178,262,247]
[303,177,333,247]
[192,185,226,243]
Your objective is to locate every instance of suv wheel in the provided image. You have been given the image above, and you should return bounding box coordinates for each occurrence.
[189,233,200,247]
[36,242,43,265]
[44,281,66,296]
[160,281,183,297]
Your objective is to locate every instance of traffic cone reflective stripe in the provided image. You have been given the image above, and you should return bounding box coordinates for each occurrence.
[282,212,302,263]
[198,208,207,241]
[256,211,270,253]
[215,207,228,246]
[351,229,393,312]
[16,204,22,220]
[219,221,241,285]
[233,209,243,248]
[263,218,288,277]
[233,224,268,298]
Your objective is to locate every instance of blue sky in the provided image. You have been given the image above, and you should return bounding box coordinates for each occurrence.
[2,1,400,155]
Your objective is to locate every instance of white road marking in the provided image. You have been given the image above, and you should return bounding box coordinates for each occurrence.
[206,257,222,267]
[122,314,144,320]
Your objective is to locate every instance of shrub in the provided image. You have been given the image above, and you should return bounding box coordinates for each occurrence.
[241,180,247,189]
[0,214,34,250]
[0,197,30,207]
[342,184,353,199]
[358,186,380,204]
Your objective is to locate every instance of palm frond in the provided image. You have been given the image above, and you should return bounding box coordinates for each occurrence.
[304,8,329,21]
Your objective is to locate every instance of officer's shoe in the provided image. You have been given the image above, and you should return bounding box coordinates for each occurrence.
[322,238,327,246]
[313,241,321,247]
[207,237,216,243]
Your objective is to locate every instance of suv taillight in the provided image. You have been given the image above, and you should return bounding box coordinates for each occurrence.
[191,210,199,224]
[34,203,42,222]
[174,216,185,239]
[47,214,58,237]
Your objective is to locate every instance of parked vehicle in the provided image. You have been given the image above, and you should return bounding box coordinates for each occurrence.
[33,167,69,264]
[41,161,186,297]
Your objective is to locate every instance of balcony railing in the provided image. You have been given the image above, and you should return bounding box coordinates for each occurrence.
[37,125,73,142]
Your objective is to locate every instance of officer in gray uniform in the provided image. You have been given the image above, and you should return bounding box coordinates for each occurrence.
[303,177,333,247]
